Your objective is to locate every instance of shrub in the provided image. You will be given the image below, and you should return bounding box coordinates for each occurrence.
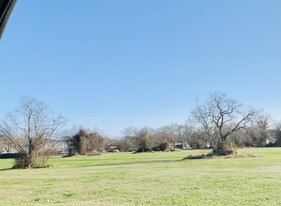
[13,152,49,169]
[212,146,237,156]
[152,142,169,151]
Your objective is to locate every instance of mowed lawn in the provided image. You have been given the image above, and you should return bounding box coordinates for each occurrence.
[0,148,281,206]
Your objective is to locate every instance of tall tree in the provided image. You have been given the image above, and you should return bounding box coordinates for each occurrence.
[191,93,257,155]
[0,97,65,168]
[245,114,270,147]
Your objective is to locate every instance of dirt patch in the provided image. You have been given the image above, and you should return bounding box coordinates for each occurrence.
[183,153,263,160]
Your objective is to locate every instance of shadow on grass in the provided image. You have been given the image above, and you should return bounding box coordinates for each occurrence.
[0,153,19,159]
[77,159,184,168]
[0,155,16,171]
[0,167,14,171]
[0,159,183,171]
[182,154,213,160]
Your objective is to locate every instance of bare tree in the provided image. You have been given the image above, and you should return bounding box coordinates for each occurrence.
[174,124,194,149]
[134,127,154,152]
[0,97,65,168]
[191,93,257,155]
[245,114,271,147]
[190,103,220,149]
[156,125,176,145]
[267,121,281,147]
[274,122,281,146]
[119,127,138,151]
[0,137,4,154]
[0,136,12,154]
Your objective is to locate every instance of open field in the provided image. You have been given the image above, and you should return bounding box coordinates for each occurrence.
[0,148,281,206]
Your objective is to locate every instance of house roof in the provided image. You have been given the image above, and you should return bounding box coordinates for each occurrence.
[0,0,17,39]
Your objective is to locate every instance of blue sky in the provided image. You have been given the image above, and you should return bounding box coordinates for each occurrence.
[0,0,280,136]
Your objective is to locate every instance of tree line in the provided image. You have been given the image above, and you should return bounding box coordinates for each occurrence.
[0,93,281,168]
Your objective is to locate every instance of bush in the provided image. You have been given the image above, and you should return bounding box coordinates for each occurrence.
[212,146,237,156]
[68,129,105,155]
[152,142,169,151]
[13,153,49,169]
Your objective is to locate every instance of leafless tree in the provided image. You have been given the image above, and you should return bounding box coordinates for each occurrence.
[0,137,4,154]
[119,126,175,152]
[274,122,281,146]
[244,114,271,147]
[191,93,258,155]
[0,136,12,154]
[267,121,281,147]
[0,97,65,168]
[134,127,154,152]
[118,127,139,151]
[173,123,195,148]
[155,125,176,144]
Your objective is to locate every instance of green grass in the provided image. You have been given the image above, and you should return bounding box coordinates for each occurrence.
[0,148,281,206]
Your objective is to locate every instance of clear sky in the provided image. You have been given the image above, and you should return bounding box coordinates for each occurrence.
[0,0,280,136]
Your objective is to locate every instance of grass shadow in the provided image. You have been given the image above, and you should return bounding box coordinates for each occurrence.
[0,167,14,171]
[77,159,183,168]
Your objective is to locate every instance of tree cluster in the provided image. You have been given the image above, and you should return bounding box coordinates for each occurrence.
[1,93,280,169]
[111,125,191,152]
[110,93,280,155]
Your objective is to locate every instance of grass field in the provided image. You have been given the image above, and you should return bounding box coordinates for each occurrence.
[0,148,281,206]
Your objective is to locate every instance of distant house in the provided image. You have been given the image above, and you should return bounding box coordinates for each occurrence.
[0,138,69,157]
[106,146,121,152]
[44,139,69,155]
[174,142,190,149]
[0,138,17,154]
